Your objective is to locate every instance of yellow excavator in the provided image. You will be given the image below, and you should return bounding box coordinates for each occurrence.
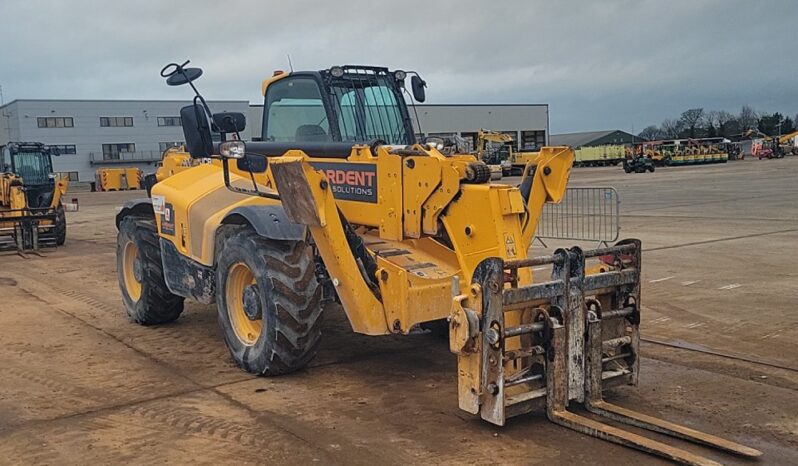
[1,142,68,254]
[474,130,513,179]
[115,61,760,465]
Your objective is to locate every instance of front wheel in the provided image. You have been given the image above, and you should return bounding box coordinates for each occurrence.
[215,225,322,375]
[117,216,184,325]
[54,204,66,246]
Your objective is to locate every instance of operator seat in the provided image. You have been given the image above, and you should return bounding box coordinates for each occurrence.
[295,125,331,142]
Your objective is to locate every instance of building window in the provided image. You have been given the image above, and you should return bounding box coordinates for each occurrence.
[100,116,134,127]
[159,141,183,152]
[50,144,77,155]
[37,117,74,128]
[157,116,182,127]
[521,130,546,150]
[56,171,79,181]
[101,143,135,160]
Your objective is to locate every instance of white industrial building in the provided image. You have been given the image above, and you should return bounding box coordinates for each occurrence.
[1,99,548,183]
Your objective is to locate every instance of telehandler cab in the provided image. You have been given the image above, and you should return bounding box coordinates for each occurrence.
[115,61,760,464]
[1,142,68,255]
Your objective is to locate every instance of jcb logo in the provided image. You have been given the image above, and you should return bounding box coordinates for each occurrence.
[311,162,378,203]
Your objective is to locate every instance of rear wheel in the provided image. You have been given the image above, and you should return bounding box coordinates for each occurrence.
[215,225,322,375]
[117,216,184,325]
[54,204,66,246]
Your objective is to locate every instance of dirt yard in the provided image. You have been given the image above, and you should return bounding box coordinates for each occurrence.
[1,157,796,465]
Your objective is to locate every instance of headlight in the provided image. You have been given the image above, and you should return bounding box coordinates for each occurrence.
[220,141,246,159]
[394,70,407,81]
[330,66,344,78]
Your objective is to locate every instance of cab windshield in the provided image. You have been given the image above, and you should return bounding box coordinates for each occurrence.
[482,142,511,165]
[328,72,413,145]
[12,150,53,185]
[261,69,414,146]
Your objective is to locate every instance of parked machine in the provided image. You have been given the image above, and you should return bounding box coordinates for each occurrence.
[115,61,760,464]
[474,130,513,179]
[0,142,68,254]
[573,145,625,167]
[623,153,655,173]
[776,130,798,155]
[95,167,144,191]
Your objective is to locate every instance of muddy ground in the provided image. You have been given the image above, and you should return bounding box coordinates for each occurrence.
[0,157,796,465]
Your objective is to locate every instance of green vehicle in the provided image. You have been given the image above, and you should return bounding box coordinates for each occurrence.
[623,155,655,173]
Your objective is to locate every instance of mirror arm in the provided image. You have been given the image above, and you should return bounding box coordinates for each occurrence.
[221,157,280,201]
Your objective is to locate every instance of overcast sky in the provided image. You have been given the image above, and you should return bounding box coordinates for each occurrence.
[1,0,795,133]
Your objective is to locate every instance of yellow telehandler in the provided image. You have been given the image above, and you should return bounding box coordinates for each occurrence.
[1,142,68,254]
[115,61,760,464]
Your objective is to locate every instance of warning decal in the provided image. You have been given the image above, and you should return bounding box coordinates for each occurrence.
[160,202,175,236]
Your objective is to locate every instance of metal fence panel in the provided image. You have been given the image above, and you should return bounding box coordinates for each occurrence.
[536,187,620,243]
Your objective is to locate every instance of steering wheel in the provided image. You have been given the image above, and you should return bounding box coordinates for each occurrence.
[160,60,190,78]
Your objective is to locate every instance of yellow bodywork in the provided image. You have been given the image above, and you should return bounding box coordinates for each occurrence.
[155,146,203,182]
[96,167,143,191]
[152,144,573,336]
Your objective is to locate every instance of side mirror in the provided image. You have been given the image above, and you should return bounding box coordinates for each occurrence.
[166,67,203,86]
[236,154,268,173]
[213,112,247,133]
[180,103,214,158]
[411,75,426,103]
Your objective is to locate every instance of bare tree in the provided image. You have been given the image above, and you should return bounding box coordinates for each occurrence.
[705,110,720,128]
[638,125,663,141]
[660,119,683,138]
[716,110,735,126]
[738,105,758,131]
[679,108,705,138]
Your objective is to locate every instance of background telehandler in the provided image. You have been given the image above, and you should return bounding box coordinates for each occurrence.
[115,62,760,465]
[1,142,68,254]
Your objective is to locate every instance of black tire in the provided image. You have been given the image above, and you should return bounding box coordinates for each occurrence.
[54,204,66,246]
[215,225,322,375]
[648,165,655,173]
[117,216,184,325]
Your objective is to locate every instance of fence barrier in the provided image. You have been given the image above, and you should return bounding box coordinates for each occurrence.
[535,186,620,245]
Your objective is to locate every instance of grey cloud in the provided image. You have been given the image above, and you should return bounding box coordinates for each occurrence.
[1,0,795,132]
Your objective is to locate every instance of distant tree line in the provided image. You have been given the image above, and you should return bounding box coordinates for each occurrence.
[638,106,797,140]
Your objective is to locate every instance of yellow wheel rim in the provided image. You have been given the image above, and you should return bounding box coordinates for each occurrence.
[226,262,262,346]
[122,241,142,301]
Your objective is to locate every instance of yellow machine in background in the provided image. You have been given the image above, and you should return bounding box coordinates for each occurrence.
[1,142,68,253]
[154,146,200,182]
[95,167,143,191]
[114,62,760,464]
[573,145,625,167]
[474,130,542,177]
[474,130,513,179]
[777,130,798,155]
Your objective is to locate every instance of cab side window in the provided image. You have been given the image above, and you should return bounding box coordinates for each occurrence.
[263,77,331,142]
